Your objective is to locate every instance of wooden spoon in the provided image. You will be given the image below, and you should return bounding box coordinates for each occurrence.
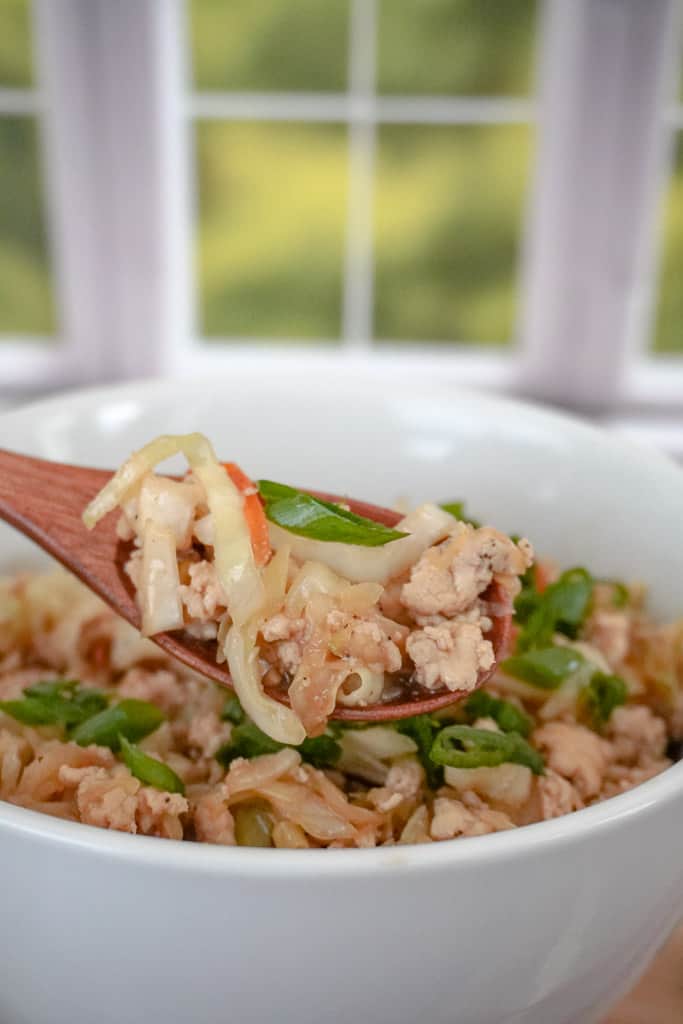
[0,448,511,721]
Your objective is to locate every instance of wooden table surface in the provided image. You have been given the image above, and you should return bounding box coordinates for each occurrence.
[603,924,683,1023]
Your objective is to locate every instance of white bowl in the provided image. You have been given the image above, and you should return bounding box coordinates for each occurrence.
[1,372,682,1024]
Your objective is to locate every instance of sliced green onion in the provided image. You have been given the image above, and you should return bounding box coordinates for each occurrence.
[517,567,594,651]
[70,699,164,750]
[463,690,533,737]
[439,501,481,529]
[0,679,108,728]
[514,565,541,625]
[216,718,341,770]
[258,480,407,547]
[604,581,630,609]
[119,735,185,794]
[221,695,245,725]
[502,646,586,689]
[580,672,627,729]
[396,714,443,789]
[0,698,61,726]
[430,725,544,774]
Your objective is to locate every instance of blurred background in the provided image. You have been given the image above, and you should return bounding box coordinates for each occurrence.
[0,0,682,452]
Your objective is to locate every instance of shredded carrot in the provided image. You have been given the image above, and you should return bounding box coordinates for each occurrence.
[222,462,271,567]
[535,562,552,594]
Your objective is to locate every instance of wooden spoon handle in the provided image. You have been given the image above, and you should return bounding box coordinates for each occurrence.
[0,448,137,621]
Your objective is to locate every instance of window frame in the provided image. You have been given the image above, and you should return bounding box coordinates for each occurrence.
[0,0,681,424]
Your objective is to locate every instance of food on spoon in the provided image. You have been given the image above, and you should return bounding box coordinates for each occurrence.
[82,433,533,743]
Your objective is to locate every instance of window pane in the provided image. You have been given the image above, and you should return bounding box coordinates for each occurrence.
[374,123,533,344]
[378,0,538,96]
[652,132,683,354]
[0,0,33,87]
[0,117,54,335]
[189,0,349,92]
[196,122,347,339]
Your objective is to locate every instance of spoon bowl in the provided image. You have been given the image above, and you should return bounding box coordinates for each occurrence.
[0,448,511,720]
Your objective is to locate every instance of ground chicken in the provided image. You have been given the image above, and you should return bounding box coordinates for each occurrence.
[15,741,114,803]
[186,711,231,760]
[326,610,403,673]
[606,705,667,766]
[534,722,611,800]
[136,786,188,839]
[536,768,583,820]
[407,620,494,691]
[0,666,53,701]
[586,610,631,667]
[378,576,411,624]
[367,759,424,812]
[601,760,671,800]
[192,790,236,844]
[179,561,227,621]
[430,794,515,840]
[117,667,188,714]
[67,763,188,837]
[70,765,141,833]
[401,525,533,619]
[261,613,310,675]
[0,729,33,796]
[263,607,403,681]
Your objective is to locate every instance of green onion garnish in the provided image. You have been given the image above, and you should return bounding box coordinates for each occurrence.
[579,672,628,729]
[221,695,245,725]
[463,690,533,737]
[395,714,443,788]
[517,567,594,651]
[0,679,108,728]
[258,481,407,547]
[216,714,342,771]
[430,725,544,774]
[605,581,630,609]
[118,735,185,794]
[439,502,481,528]
[502,646,586,689]
[70,699,164,751]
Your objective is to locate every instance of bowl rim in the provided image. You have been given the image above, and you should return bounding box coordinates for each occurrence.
[1,374,682,877]
[1,759,681,877]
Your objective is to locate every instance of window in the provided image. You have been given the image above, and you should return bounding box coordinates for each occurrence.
[186,0,539,349]
[0,0,54,338]
[654,129,683,356]
[651,52,683,356]
[0,0,681,443]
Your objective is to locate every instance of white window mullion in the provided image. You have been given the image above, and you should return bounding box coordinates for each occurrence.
[33,0,177,386]
[342,0,378,347]
[0,88,41,115]
[518,0,678,410]
[91,0,175,380]
[0,1,96,391]
[158,0,196,375]
[32,0,106,386]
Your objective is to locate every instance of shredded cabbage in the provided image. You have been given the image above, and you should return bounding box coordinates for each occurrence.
[139,520,183,635]
[84,432,263,623]
[223,622,306,745]
[138,475,201,549]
